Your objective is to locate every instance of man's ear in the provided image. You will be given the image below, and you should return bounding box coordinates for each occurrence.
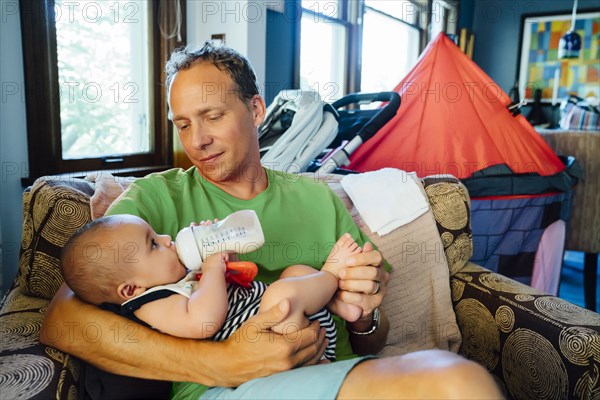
[117,282,145,300]
[251,95,266,127]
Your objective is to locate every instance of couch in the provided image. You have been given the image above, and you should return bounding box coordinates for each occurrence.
[1,173,599,400]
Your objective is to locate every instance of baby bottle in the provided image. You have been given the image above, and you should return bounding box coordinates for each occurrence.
[175,210,265,270]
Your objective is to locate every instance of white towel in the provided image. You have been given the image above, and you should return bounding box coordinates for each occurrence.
[341,168,430,236]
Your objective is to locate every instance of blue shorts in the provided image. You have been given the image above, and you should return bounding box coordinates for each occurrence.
[173,356,374,400]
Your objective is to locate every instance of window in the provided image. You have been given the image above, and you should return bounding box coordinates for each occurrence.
[299,0,457,98]
[361,1,421,93]
[299,1,348,101]
[19,0,185,184]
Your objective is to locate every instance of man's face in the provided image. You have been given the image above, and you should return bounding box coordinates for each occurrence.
[169,62,265,185]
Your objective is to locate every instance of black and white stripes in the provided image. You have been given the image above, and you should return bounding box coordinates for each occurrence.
[212,282,337,361]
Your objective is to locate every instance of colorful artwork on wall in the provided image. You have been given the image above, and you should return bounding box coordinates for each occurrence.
[518,11,599,103]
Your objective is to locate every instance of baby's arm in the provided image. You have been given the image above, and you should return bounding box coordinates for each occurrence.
[134,254,228,339]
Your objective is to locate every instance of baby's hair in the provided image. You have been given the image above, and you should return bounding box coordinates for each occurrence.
[60,216,129,305]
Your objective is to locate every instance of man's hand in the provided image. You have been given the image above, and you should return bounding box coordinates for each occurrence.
[328,242,389,321]
[218,299,327,387]
[326,242,390,355]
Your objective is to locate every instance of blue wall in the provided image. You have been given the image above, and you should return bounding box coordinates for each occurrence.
[265,7,298,105]
[265,1,300,105]
[1,1,29,295]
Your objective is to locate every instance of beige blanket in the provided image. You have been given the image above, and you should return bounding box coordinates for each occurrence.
[323,175,462,355]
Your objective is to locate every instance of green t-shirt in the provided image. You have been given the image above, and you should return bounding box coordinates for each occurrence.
[106,167,371,393]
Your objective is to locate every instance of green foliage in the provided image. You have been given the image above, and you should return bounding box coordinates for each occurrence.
[56,0,149,158]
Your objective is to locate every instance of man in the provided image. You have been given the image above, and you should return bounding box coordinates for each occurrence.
[42,43,501,399]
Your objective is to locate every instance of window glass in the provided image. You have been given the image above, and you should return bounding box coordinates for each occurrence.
[299,14,346,101]
[361,8,420,93]
[55,0,152,159]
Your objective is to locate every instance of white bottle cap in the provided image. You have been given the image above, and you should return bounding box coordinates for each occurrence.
[175,227,203,270]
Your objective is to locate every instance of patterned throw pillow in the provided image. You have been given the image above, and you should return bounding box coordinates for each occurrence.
[18,177,94,300]
[422,175,473,275]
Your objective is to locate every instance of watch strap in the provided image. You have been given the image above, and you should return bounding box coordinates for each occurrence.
[347,307,380,335]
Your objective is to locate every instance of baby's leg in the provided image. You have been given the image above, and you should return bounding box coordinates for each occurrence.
[259,234,363,333]
[258,265,336,335]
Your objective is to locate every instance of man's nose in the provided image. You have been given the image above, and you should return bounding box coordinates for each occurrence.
[191,125,212,149]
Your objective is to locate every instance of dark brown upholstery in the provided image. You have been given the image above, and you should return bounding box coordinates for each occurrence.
[452,263,600,399]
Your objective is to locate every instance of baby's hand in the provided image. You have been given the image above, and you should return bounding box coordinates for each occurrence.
[202,252,228,274]
[191,218,220,227]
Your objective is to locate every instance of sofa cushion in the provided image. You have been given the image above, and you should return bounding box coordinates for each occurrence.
[18,177,94,300]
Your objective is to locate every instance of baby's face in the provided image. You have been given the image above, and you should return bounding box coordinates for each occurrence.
[109,216,187,287]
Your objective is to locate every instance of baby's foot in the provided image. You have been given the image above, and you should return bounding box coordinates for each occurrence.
[323,234,364,322]
[322,233,362,278]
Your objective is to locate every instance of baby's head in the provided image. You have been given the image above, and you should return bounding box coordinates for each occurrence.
[60,215,186,305]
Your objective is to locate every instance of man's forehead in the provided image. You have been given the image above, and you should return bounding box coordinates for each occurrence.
[174,62,233,88]
[170,65,240,103]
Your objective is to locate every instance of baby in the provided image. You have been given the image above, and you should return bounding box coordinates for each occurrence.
[60,214,364,361]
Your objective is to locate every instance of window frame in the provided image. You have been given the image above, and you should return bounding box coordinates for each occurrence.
[19,0,185,185]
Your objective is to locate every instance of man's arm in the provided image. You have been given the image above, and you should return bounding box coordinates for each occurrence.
[41,284,327,387]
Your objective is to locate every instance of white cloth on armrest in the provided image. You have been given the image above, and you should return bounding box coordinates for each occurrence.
[341,168,430,235]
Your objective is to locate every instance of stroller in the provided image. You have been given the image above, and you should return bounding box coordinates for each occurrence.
[258,90,400,174]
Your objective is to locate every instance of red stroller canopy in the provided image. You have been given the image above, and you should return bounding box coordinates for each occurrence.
[348,33,565,179]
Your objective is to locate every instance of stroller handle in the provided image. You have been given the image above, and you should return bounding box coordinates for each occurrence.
[332,92,399,108]
[332,92,401,142]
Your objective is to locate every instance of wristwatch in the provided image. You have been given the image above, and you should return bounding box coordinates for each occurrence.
[348,308,380,335]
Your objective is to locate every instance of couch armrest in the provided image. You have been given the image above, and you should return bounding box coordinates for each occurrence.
[451,262,600,400]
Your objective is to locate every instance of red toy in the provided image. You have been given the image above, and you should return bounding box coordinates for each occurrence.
[195,261,258,288]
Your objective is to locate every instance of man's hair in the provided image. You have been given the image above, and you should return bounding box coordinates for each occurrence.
[60,216,129,305]
[165,41,260,104]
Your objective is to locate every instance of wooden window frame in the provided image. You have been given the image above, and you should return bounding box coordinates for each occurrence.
[19,0,185,185]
